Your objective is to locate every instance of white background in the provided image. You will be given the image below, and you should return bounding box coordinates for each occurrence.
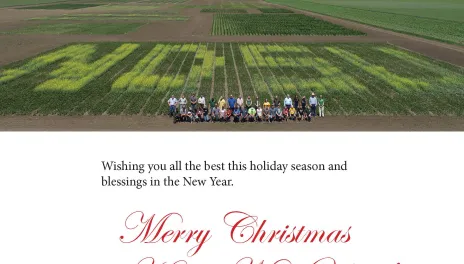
[0,133,463,264]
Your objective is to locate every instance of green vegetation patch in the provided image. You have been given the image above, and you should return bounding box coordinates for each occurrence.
[2,23,144,35]
[1,43,463,116]
[201,8,247,13]
[17,3,102,10]
[258,8,293,13]
[212,14,364,36]
[265,0,464,45]
[30,14,189,21]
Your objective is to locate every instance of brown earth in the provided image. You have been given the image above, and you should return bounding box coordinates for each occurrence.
[1,115,464,131]
[0,0,463,131]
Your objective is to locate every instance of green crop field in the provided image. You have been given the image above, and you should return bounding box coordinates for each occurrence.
[1,42,463,116]
[30,14,189,21]
[212,14,364,36]
[265,0,464,45]
[1,0,65,8]
[2,23,144,35]
[16,3,103,9]
[258,8,293,13]
[201,8,247,13]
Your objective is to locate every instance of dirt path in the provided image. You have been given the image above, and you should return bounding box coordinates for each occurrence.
[1,115,463,131]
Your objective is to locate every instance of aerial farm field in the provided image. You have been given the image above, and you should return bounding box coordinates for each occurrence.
[266,0,464,45]
[0,0,463,131]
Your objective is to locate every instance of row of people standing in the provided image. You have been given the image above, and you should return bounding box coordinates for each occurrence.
[168,93,326,118]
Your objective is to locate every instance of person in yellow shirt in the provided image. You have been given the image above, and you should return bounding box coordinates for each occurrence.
[218,96,226,111]
[289,105,297,121]
[263,98,271,109]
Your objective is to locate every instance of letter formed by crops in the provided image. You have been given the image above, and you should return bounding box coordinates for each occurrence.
[184,44,207,95]
[35,44,139,91]
[247,44,285,97]
[0,44,94,85]
[111,44,172,92]
[377,47,464,88]
[326,47,428,91]
[239,44,270,100]
[197,43,215,98]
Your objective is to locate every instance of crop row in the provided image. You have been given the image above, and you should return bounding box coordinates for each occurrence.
[1,43,463,116]
[212,14,364,36]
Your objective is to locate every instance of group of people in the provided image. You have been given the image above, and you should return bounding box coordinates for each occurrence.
[167,93,325,124]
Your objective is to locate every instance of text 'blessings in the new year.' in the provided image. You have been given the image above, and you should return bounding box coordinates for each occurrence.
[102,160,348,174]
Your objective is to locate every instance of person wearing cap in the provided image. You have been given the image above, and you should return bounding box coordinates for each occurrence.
[236,95,243,109]
[309,92,317,117]
[318,95,325,117]
[227,94,236,110]
[186,109,193,123]
[167,95,178,117]
[198,94,205,110]
[254,96,260,109]
[284,94,292,110]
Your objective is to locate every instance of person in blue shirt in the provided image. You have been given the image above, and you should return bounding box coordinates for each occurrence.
[241,106,248,122]
[228,94,236,110]
[233,106,241,123]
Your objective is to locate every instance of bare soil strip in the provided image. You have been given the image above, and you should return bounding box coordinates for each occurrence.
[1,115,463,131]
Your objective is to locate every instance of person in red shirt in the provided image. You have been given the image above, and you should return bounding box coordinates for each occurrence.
[282,107,289,122]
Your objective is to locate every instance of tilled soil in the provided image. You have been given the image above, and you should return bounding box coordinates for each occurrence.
[0,0,463,131]
[1,115,464,131]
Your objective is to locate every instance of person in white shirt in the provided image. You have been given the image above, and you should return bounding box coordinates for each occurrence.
[256,106,263,122]
[309,92,318,117]
[284,94,292,110]
[198,95,206,109]
[219,107,226,122]
[236,96,243,109]
[179,94,187,111]
[167,95,177,117]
